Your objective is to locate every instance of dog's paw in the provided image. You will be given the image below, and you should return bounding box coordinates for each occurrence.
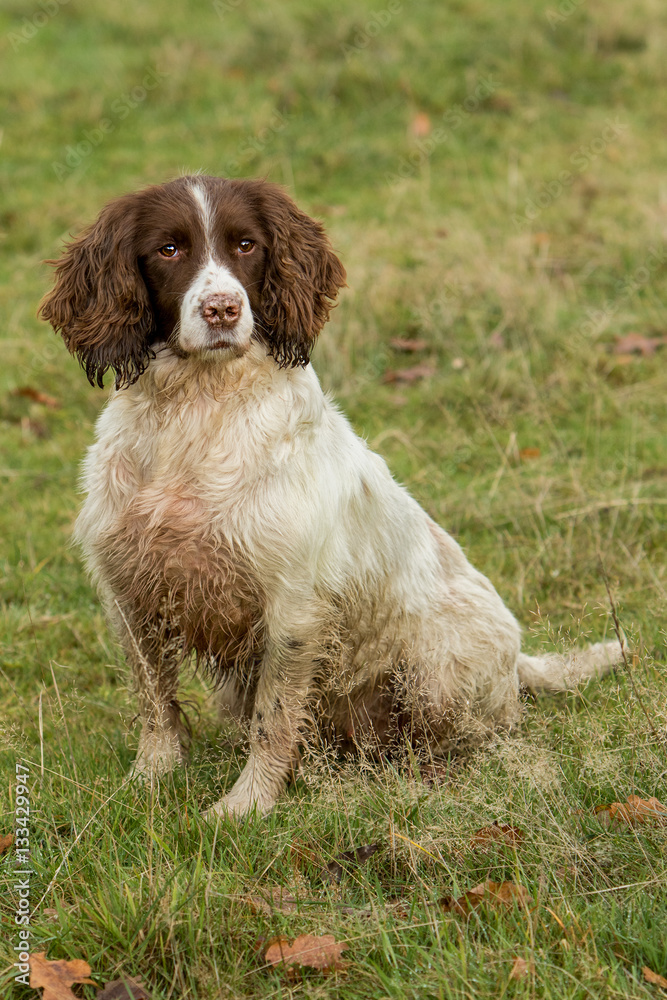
[202,788,276,823]
[128,733,185,782]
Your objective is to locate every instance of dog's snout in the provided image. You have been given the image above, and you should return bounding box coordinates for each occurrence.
[201,293,242,327]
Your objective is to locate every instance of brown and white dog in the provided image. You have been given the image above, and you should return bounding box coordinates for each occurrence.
[40,176,621,819]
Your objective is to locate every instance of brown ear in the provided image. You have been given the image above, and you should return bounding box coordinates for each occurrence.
[253,183,346,367]
[39,194,155,389]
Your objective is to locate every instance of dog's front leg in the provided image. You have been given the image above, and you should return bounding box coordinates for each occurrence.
[205,607,323,820]
[108,598,188,782]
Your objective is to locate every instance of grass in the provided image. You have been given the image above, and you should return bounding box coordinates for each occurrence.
[1,0,666,995]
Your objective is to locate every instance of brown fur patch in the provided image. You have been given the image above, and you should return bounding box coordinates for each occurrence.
[99,489,265,690]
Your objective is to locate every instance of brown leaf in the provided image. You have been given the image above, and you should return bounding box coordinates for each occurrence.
[264,934,348,976]
[509,956,533,980]
[470,821,525,851]
[323,843,381,884]
[410,112,431,137]
[595,795,667,828]
[12,386,61,408]
[441,880,530,916]
[30,952,96,1000]
[0,833,13,854]
[382,363,436,384]
[643,966,667,989]
[519,447,541,460]
[97,977,151,999]
[390,337,428,353]
[613,332,667,357]
[243,891,303,915]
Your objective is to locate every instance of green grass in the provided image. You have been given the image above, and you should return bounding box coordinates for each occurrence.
[1,0,667,996]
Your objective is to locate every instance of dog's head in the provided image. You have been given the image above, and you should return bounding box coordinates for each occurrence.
[39,176,347,388]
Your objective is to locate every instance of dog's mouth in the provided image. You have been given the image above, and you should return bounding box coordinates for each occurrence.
[208,336,240,351]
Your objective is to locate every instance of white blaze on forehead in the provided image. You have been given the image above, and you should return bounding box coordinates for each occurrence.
[189,181,215,251]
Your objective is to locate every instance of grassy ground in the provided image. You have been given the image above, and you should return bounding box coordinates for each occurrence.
[1,0,667,996]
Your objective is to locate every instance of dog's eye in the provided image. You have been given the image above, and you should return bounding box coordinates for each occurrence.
[238,239,255,255]
[158,244,179,258]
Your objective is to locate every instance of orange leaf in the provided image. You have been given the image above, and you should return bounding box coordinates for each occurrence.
[410,112,431,137]
[382,363,436,384]
[470,821,525,850]
[613,332,667,357]
[30,952,96,1000]
[12,386,60,408]
[510,956,533,980]
[519,447,541,460]
[643,966,667,989]
[0,833,14,854]
[595,795,667,827]
[264,933,348,975]
[390,337,428,352]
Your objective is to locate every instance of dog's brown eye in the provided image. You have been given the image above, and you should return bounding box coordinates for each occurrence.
[238,239,255,254]
[158,244,179,258]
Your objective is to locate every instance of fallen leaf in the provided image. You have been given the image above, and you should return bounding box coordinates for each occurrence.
[264,934,348,976]
[390,337,428,352]
[382,363,436,384]
[441,880,530,916]
[595,795,667,828]
[12,386,60,408]
[0,833,13,854]
[410,112,431,137]
[97,978,151,999]
[323,843,381,884]
[470,821,525,851]
[643,966,667,989]
[509,956,532,980]
[30,952,96,1000]
[519,447,541,460]
[243,891,303,915]
[612,332,667,357]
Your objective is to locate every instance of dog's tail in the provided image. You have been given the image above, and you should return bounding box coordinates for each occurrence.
[517,640,623,693]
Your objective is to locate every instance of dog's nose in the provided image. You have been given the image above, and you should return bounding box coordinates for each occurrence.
[200,293,242,327]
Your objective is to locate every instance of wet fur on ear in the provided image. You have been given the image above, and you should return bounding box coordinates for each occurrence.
[39,194,155,389]
[251,183,347,367]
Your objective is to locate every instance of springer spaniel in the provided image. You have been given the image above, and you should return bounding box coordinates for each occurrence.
[40,176,621,819]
